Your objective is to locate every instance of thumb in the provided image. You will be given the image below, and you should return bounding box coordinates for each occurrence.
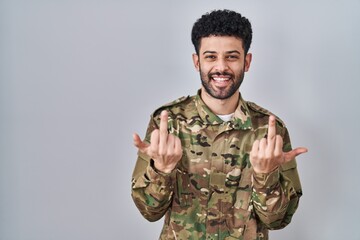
[284,147,308,162]
[133,133,149,152]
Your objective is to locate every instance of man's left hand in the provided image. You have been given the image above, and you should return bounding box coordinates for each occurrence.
[250,115,308,174]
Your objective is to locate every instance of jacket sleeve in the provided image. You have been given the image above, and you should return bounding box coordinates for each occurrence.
[251,127,302,230]
[131,116,175,222]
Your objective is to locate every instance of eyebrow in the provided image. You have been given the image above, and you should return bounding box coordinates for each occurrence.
[202,50,241,55]
[202,51,216,55]
[226,50,241,54]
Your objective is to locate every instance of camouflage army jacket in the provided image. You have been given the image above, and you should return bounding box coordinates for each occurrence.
[131,91,302,240]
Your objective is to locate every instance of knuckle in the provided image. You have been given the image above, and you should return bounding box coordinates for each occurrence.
[158,148,166,157]
[167,149,174,157]
[274,151,281,158]
[265,149,274,157]
[149,146,156,155]
[175,147,182,155]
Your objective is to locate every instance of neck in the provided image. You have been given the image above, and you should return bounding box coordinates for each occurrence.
[200,87,239,115]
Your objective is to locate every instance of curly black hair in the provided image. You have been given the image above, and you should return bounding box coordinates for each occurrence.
[191,9,252,55]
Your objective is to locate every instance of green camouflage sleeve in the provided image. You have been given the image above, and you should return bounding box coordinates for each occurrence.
[251,127,302,230]
[131,116,175,222]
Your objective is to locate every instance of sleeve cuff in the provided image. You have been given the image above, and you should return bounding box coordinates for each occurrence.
[252,167,280,189]
[145,160,176,189]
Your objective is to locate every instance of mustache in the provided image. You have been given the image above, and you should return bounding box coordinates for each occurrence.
[208,71,233,77]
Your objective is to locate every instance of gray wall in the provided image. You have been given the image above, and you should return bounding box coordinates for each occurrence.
[1,0,359,239]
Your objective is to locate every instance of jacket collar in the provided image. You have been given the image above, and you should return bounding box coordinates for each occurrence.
[195,89,253,130]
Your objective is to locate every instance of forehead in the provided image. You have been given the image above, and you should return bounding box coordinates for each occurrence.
[199,36,244,53]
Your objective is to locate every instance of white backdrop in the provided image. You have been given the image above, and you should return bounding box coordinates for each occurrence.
[1,0,360,239]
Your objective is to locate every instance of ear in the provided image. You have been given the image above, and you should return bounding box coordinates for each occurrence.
[192,53,200,72]
[244,53,252,72]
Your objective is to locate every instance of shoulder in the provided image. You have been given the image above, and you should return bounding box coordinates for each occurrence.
[152,95,194,119]
[246,101,286,128]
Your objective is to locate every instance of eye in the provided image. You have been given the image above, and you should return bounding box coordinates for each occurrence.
[226,55,239,60]
[205,55,216,60]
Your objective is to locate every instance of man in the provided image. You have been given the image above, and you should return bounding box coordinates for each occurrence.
[131,9,307,240]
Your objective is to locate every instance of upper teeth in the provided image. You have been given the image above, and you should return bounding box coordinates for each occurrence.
[213,77,229,81]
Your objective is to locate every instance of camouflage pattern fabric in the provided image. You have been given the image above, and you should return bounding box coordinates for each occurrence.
[131,90,302,240]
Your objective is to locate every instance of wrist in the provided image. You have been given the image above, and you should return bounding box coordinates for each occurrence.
[152,160,176,174]
[252,165,279,174]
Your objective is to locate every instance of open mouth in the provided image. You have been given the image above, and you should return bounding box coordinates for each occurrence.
[211,75,232,87]
[212,76,230,81]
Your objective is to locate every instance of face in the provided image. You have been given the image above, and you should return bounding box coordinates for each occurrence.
[193,36,252,100]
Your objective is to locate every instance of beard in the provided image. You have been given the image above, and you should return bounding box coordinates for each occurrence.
[199,68,244,100]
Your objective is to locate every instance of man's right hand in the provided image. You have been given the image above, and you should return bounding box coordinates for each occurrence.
[133,110,183,173]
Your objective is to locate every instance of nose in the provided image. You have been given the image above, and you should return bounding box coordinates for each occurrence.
[214,58,229,73]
